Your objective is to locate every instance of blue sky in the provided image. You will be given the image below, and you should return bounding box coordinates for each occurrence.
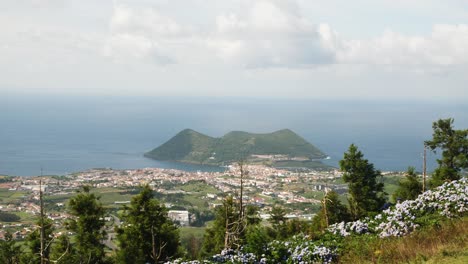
[1,0,467,100]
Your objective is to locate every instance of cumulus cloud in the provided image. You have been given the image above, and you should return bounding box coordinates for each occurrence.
[102,0,468,71]
[338,24,468,68]
[104,4,190,64]
[207,0,336,68]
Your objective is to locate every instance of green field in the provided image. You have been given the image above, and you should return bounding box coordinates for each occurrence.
[0,189,29,203]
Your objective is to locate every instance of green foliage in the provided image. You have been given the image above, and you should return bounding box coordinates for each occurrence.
[67,186,107,264]
[145,129,326,166]
[0,176,14,183]
[243,225,271,257]
[340,144,386,220]
[425,118,468,187]
[339,217,468,264]
[201,195,260,256]
[392,167,422,202]
[23,218,54,263]
[312,190,350,233]
[268,205,286,227]
[145,129,216,163]
[179,227,205,260]
[50,234,76,264]
[189,209,215,227]
[115,185,180,264]
[0,232,21,264]
[0,212,21,222]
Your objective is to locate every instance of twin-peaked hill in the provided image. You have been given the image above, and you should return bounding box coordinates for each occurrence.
[144,129,330,169]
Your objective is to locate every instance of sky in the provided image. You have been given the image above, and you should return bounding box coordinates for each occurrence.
[1,0,468,101]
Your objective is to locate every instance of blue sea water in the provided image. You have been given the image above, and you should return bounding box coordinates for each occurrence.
[1,95,467,176]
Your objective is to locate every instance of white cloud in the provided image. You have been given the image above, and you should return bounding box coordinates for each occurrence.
[1,0,468,100]
[208,0,335,68]
[338,24,468,69]
[101,0,468,71]
[104,4,192,64]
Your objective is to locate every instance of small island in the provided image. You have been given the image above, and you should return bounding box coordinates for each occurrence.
[144,129,331,169]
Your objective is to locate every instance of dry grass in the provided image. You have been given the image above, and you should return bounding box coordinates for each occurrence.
[339,217,468,263]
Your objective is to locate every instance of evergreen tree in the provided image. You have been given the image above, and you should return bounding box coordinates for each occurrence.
[0,231,21,264]
[67,186,107,264]
[267,205,287,239]
[23,218,54,263]
[268,205,286,227]
[312,190,349,232]
[340,144,386,220]
[115,185,179,264]
[49,234,76,264]
[201,196,238,257]
[425,118,468,187]
[392,167,422,202]
[243,225,271,257]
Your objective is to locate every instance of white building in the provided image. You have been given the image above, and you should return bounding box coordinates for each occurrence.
[168,210,190,226]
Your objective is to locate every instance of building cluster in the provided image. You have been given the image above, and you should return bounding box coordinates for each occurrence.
[0,165,345,238]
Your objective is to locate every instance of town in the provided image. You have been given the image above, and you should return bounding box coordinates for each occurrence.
[0,165,350,241]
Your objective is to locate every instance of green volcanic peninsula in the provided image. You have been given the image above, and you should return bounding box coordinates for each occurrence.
[144,129,331,169]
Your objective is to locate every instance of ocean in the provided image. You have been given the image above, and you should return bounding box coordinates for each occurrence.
[1,95,467,176]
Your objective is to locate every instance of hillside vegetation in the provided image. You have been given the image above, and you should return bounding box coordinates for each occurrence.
[145,129,327,168]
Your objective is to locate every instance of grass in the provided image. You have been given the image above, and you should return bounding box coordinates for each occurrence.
[180,226,206,239]
[382,175,403,200]
[0,189,29,203]
[11,211,37,223]
[177,181,219,194]
[339,216,468,263]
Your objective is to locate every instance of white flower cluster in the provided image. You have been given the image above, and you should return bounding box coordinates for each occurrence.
[328,178,467,238]
[266,234,336,263]
[209,249,257,263]
[328,219,369,237]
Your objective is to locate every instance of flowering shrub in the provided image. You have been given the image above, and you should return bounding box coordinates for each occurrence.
[166,179,466,264]
[329,178,467,238]
[165,236,337,264]
[266,235,337,263]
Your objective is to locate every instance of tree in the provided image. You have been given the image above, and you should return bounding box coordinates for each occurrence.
[201,195,240,256]
[340,144,386,220]
[392,167,422,202]
[268,205,286,227]
[425,118,468,187]
[243,225,271,257]
[115,185,179,264]
[23,218,54,264]
[49,234,75,264]
[312,190,349,233]
[67,186,107,264]
[267,205,288,239]
[0,231,21,264]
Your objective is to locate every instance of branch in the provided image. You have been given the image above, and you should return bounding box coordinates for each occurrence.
[50,238,70,264]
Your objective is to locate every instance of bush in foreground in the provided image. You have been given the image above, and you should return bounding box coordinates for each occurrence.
[166,178,467,263]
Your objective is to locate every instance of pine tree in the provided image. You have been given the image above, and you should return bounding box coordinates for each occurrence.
[0,231,21,264]
[67,186,107,264]
[425,118,468,187]
[340,144,386,220]
[49,234,75,264]
[23,218,54,263]
[115,185,179,264]
[392,167,422,202]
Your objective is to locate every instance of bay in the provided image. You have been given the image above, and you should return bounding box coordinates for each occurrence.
[1,95,466,176]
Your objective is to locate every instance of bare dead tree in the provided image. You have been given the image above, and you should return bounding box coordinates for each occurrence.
[321,188,332,228]
[224,160,249,249]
